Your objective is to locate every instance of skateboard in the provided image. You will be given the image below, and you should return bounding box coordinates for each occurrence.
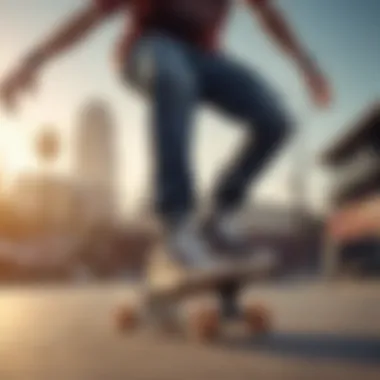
[114,242,278,342]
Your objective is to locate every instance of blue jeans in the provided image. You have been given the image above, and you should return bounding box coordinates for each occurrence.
[124,33,293,224]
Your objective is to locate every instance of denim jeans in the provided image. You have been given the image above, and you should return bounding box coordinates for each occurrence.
[124,32,293,225]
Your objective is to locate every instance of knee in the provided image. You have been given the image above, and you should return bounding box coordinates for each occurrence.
[269,109,294,145]
[252,105,294,147]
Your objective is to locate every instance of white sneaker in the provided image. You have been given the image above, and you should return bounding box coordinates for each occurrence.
[146,216,223,291]
[167,217,217,269]
[203,210,252,253]
[216,210,250,244]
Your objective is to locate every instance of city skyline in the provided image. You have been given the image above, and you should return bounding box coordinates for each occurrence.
[0,0,379,214]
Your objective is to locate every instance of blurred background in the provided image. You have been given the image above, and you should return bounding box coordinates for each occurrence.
[0,0,379,284]
[0,1,379,379]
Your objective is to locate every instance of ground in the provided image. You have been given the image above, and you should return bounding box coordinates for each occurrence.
[0,280,379,380]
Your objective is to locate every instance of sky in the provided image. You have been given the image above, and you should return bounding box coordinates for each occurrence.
[0,0,379,214]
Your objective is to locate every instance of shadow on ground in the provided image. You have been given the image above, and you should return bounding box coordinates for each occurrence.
[224,332,380,364]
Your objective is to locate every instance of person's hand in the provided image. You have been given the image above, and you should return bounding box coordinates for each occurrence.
[299,58,332,109]
[0,52,43,112]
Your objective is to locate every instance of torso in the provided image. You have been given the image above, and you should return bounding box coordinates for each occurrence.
[116,0,232,63]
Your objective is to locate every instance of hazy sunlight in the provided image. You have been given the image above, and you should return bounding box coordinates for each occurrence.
[0,116,36,180]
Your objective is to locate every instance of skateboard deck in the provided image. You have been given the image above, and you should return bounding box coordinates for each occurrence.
[114,243,277,341]
[146,246,278,301]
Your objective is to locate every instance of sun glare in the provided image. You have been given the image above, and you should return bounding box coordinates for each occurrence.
[0,116,35,180]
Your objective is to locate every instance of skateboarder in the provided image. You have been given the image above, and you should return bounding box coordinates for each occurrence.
[1,0,330,295]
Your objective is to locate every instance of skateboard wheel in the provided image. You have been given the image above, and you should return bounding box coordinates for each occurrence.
[244,304,271,334]
[187,307,220,343]
[114,304,139,331]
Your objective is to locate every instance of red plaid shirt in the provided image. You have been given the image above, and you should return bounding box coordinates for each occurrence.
[93,0,268,64]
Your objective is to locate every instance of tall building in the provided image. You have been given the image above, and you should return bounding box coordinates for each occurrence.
[321,102,380,276]
[74,99,118,223]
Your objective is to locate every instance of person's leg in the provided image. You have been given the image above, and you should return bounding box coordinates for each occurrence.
[199,53,293,215]
[124,34,215,268]
[196,52,293,318]
[125,34,198,225]
[196,53,293,251]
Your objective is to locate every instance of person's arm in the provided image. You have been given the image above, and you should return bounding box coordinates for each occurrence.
[26,1,122,68]
[248,0,331,107]
[1,0,124,110]
[247,0,313,70]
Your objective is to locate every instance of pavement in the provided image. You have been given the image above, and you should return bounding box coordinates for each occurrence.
[0,279,379,380]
